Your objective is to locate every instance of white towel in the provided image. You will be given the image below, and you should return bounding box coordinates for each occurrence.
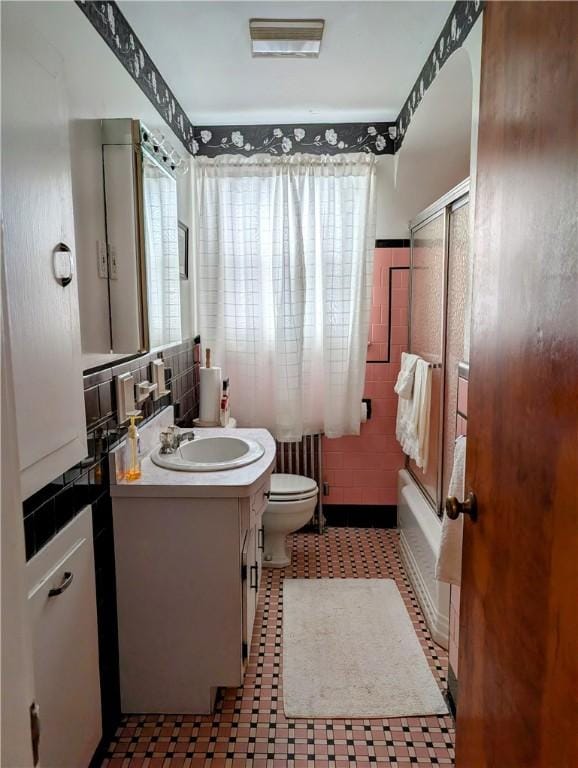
[394,353,419,399]
[395,358,432,471]
[435,435,467,585]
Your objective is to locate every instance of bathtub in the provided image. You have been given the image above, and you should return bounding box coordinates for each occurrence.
[397,469,450,649]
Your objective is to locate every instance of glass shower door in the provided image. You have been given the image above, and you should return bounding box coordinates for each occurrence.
[408,180,470,514]
[442,198,470,502]
[408,211,446,508]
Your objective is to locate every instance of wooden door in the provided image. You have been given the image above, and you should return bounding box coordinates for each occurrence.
[456,3,578,767]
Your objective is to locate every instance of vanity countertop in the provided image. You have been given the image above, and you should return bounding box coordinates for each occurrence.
[110,427,276,499]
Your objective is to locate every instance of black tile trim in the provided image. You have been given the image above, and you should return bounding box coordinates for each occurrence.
[395,0,485,150]
[323,504,397,529]
[23,458,109,558]
[368,266,410,364]
[375,239,410,248]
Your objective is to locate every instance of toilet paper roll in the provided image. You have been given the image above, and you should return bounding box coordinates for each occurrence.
[360,401,368,423]
[199,367,222,425]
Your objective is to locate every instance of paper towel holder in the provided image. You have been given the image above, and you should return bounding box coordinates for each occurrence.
[362,398,372,420]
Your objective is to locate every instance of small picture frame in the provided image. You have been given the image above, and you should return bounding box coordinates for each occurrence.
[178,221,189,280]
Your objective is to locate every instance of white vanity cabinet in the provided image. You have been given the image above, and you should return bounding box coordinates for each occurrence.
[2,8,87,499]
[110,424,275,715]
[26,507,101,768]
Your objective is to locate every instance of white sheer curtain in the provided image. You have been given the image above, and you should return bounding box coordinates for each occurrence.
[143,157,181,348]
[195,153,376,440]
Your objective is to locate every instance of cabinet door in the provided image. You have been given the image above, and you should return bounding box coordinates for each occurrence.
[1,8,86,499]
[242,526,258,661]
[255,509,265,592]
[102,142,145,354]
[27,508,101,768]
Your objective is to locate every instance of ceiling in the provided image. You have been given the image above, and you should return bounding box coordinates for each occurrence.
[119,1,453,125]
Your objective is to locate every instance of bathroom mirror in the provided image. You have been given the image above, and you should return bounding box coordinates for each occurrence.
[102,119,182,355]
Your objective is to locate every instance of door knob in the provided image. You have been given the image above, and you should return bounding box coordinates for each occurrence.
[445,491,477,522]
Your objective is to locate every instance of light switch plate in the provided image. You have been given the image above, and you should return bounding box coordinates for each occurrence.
[108,243,118,280]
[97,240,108,278]
[151,359,170,401]
[115,372,141,424]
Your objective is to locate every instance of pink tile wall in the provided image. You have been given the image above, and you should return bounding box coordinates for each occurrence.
[449,374,468,676]
[322,247,410,506]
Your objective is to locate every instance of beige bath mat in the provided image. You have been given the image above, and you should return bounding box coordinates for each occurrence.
[282,578,448,718]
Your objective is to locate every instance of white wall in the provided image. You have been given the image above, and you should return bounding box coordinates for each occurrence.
[375,157,411,239]
[177,164,195,340]
[375,47,474,238]
[18,2,196,363]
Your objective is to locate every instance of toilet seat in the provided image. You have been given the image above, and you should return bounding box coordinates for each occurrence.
[270,473,318,503]
[263,474,319,567]
[268,490,318,503]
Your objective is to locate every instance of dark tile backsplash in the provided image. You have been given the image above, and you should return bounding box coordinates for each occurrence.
[23,336,201,557]
[22,335,201,740]
[323,504,397,529]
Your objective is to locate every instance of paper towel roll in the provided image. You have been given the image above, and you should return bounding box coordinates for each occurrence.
[199,367,222,424]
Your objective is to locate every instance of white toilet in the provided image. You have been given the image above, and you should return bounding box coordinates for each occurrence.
[263,473,319,567]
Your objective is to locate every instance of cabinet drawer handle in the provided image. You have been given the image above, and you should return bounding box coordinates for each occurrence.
[250,564,258,590]
[258,526,264,551]
[48,571,73,597]
[30,701,40,767]
[264,490,271,500]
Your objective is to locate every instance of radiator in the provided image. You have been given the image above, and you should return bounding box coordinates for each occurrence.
[275,434,325,533]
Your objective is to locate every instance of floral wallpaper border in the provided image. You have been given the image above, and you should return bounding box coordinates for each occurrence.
[395,0,485,150]
[192,123,396,157]
[75,0,196,155]
[76,0,483,158]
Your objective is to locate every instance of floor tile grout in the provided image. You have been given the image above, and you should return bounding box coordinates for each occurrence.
[101,528,455,767]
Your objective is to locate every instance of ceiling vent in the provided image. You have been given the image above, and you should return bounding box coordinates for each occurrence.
[249,19,325,58]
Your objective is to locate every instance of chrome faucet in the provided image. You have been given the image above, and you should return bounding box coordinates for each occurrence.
[175,430,195,447]
[159,426,195,454]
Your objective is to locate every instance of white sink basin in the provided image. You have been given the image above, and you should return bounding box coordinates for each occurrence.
[151,435,265,472]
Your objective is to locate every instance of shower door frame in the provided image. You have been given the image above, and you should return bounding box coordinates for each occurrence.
[407,178,470,515]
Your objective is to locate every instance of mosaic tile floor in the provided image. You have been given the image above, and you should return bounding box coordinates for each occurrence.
[101,528,455,767]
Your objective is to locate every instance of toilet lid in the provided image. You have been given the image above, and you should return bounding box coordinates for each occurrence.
[270,473,318,497]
